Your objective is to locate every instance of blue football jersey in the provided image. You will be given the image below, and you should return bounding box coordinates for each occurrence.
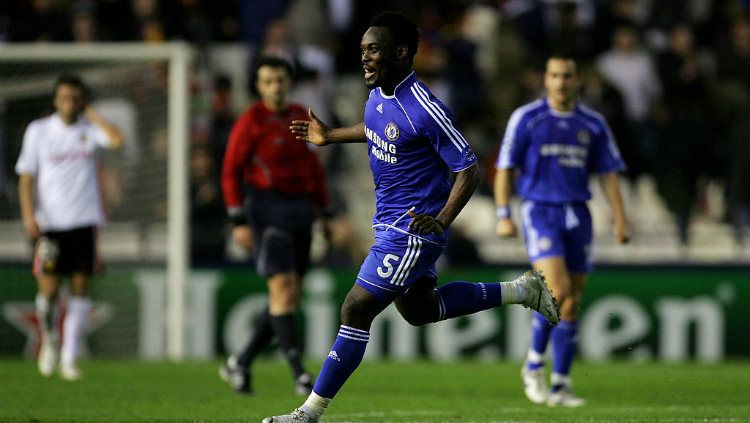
[496,98,626,203]
[364,72,477,244]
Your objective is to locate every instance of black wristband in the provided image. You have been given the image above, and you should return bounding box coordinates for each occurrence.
[230,213,248,226]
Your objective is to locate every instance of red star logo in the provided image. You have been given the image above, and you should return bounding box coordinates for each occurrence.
[2,299,113,358]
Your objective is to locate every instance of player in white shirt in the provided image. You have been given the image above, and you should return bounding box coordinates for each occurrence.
[15,75,123,380]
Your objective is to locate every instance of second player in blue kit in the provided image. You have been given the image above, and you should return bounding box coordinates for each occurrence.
[494,55,631,407]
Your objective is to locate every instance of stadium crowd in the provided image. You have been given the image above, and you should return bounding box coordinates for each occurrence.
[1,0,750,264]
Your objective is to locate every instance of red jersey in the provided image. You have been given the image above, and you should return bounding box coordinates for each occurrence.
[222,101,328,211]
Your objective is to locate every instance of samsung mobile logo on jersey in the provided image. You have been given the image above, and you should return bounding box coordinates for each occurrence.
[540,143,587,168]
[366,125,398,164]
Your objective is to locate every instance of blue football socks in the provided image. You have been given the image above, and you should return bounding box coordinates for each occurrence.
[551,319,579,385]
[434,281,502,320]
[527,311,554,370]
[311,325,370,399]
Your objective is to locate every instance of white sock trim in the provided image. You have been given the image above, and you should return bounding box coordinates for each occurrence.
[551,372,571,388]
[303,391,331,417]
[500,281,527,304]
[526,349,544,364]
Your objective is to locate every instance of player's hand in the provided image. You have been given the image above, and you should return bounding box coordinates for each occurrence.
[83,105,101,122]
[407,210,444,235]
[22,216,42,240]
[614,219,630,244]
[290,108,330,146]
[232,225,254,252]
[495,218,518,238]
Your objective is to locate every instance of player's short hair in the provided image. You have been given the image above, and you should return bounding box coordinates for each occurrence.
[253,55,295,80]
[547,53,576,64]
[53,74,89,99]
[546,54,578,73]
[370,11,419,60]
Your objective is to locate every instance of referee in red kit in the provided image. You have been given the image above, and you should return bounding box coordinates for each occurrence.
[220,56,329,396]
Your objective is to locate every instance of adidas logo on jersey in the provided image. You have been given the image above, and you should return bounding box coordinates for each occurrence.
[328,350,341,362]
[377,103,383,114]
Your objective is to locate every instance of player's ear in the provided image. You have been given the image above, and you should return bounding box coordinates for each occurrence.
[396,45,409,60]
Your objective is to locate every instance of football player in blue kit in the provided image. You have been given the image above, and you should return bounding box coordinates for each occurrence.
[494,55,630,407]
[262,12,560,423]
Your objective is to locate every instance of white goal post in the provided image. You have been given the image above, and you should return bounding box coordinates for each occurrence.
[0,43,193,360]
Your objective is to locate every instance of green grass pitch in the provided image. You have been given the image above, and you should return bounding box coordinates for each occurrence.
[1,358,748,422]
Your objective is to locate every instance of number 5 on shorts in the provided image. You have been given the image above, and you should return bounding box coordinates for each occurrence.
[377,254,401,278]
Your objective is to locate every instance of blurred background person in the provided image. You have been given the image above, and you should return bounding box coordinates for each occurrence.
[15,75,124,380]
[596,25,661,179]
[653,23,714,246]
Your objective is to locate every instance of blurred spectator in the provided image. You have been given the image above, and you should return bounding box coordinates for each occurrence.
[0,116,7,217]
[579,64,632,179]
[7,0,69,42]
[190,145,225,263]
[718,16,750,246]
[502,0,547,64]
[127,0,169,42]
[210,74,235,169]
[546,0,596,62]
[445,6,489,129]
[597,25,662,177]
[654,23,713,245]
[238,0,288,48]
[70,1,98,43]
[726,117,750,246]
[718,16,750,98]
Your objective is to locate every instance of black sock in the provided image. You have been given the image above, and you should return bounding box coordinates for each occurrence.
[236,306,273,368]
[269,313,306,378]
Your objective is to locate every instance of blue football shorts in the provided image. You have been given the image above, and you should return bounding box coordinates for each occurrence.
[519,200,593,273]
[356,230,445,301]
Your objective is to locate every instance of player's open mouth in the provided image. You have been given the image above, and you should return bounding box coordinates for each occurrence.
[364,65,375,79]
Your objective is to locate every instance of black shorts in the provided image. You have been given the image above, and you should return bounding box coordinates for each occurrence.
[248,190,314,278]
[34,226,97,276]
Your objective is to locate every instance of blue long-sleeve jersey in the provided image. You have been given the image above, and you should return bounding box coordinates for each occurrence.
[365,72,477,245]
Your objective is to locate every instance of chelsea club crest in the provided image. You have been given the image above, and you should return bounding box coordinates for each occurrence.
[385,122,399,141]
[577,130,590,145]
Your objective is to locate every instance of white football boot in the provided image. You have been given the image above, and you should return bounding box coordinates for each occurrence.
[521,364,548,404]
[517,270,560,325]
[262,407,319,423]
[547,386,586,407]
[59,361,83,381]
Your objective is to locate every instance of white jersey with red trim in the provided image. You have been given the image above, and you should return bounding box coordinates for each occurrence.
[15,113,112,231]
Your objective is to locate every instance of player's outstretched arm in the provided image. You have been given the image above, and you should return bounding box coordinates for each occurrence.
[493,167,518,238]
[290,108,366,146]
[598,171,630,244]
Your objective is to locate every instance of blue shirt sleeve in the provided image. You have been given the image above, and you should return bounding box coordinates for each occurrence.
[591,118,627,174]
[413,88,477,172]
[497,107,530,169]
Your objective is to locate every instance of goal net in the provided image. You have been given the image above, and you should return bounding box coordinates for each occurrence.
[0,43,191,360]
